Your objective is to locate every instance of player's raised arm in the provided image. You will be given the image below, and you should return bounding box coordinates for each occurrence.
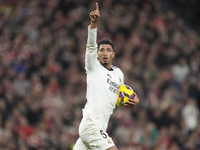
[85,3,100,72]
[90,3,100,29]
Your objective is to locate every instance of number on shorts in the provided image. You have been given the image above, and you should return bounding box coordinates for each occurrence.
[100,130,107,138]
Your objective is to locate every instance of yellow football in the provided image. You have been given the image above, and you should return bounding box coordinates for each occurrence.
[116,85,134,107]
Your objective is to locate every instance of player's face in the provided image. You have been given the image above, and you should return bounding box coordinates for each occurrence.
[97,44,115,69]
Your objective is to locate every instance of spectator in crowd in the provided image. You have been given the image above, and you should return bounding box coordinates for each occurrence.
[0,0,199,149]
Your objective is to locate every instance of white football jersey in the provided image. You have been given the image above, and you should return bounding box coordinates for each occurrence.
[82,26,124,130]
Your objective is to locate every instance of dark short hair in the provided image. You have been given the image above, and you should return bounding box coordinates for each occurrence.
[97,38,114,51]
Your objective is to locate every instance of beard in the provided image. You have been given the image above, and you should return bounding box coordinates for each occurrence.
[101,62,110,68]
[100,60,109,66]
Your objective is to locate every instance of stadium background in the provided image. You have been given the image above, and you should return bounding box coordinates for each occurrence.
[0,0,200,149]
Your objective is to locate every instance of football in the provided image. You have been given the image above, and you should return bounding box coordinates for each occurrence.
[116,85,134,107]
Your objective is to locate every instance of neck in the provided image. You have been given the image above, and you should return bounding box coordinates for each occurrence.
[103,64,112,71]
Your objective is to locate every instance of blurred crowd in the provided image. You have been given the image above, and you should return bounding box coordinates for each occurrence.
[0,0,200,150]
[168,0,200,30]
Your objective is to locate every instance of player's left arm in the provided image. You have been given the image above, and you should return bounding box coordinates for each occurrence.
[124,92,139,107]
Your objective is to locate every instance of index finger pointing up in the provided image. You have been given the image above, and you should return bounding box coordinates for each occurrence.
[96,3,99,11]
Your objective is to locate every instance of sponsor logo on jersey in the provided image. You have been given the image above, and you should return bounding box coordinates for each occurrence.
[107,74,112,79]
[107,74,120,94]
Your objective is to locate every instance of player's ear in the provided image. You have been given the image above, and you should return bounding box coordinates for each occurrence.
[97,51,99,59]
[112,52,115,58]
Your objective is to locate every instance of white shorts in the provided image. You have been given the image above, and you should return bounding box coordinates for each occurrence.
[73,117,115,150]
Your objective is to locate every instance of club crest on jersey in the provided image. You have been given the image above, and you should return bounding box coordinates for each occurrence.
[107,138,112,144]
[119,76,122,84]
